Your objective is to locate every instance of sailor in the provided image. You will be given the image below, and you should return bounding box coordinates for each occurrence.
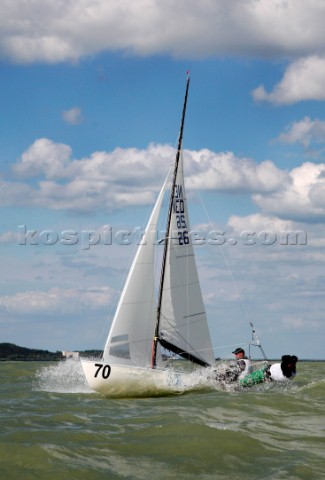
[232,347,251,380]
[240,354,298,386]
[214,347,254,383]
[215,347,251,382]
[266,355,298,381]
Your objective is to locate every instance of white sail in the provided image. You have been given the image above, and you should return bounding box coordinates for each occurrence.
[159,154,214,366]
[103,173,169,367]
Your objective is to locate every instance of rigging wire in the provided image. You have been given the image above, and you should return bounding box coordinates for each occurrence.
[193,189,268,360]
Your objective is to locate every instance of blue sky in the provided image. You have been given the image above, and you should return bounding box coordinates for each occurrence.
[1,0,325,359]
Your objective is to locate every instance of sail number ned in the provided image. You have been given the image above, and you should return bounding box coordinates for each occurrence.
[94,363,111,379]
[173,184,189,245]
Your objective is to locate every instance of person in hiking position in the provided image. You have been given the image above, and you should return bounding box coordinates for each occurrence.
[265,355,298,381]
[240,355,298,386]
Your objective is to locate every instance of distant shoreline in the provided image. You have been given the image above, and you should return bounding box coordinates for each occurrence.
[0,343,102,362]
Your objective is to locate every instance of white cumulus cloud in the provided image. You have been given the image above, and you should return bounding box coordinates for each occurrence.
[8,140,175,211]
[0,286,113,315]
[227,213,295,234]
[185,149,287,192]
[276,117,325,147]
[254,162,325,221]
[1,1,325,64]
[252,56,325,105]
[13,138,73,179]
[3,139,290,212]
[4,138,325,221]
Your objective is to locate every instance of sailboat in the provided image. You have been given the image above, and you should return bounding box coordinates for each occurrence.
[81,75,216,397]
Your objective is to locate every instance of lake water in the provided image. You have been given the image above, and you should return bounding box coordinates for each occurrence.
[0,360,324,479]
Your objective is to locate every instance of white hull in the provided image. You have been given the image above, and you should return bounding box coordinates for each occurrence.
[81,360,213,398]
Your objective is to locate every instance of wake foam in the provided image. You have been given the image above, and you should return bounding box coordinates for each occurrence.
[35,359,93,394]
[163,367,236,394]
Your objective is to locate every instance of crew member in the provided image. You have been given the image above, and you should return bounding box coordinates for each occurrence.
[232,347,251,380]
[240,354,298,386]
[266,355,298,381]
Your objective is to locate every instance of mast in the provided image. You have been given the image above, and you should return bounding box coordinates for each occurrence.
[151,73,190,368]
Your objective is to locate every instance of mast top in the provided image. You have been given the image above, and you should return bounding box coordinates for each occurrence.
[176,73,190,154]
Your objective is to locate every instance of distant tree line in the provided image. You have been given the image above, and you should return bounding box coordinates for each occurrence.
[0,343,103,361]
[0,343,63,361]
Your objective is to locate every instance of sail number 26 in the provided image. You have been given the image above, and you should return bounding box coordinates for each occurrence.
[94,363,111,379]
[176,214,189,244]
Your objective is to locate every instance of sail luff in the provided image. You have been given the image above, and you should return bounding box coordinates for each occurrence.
[151,75,191,368]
